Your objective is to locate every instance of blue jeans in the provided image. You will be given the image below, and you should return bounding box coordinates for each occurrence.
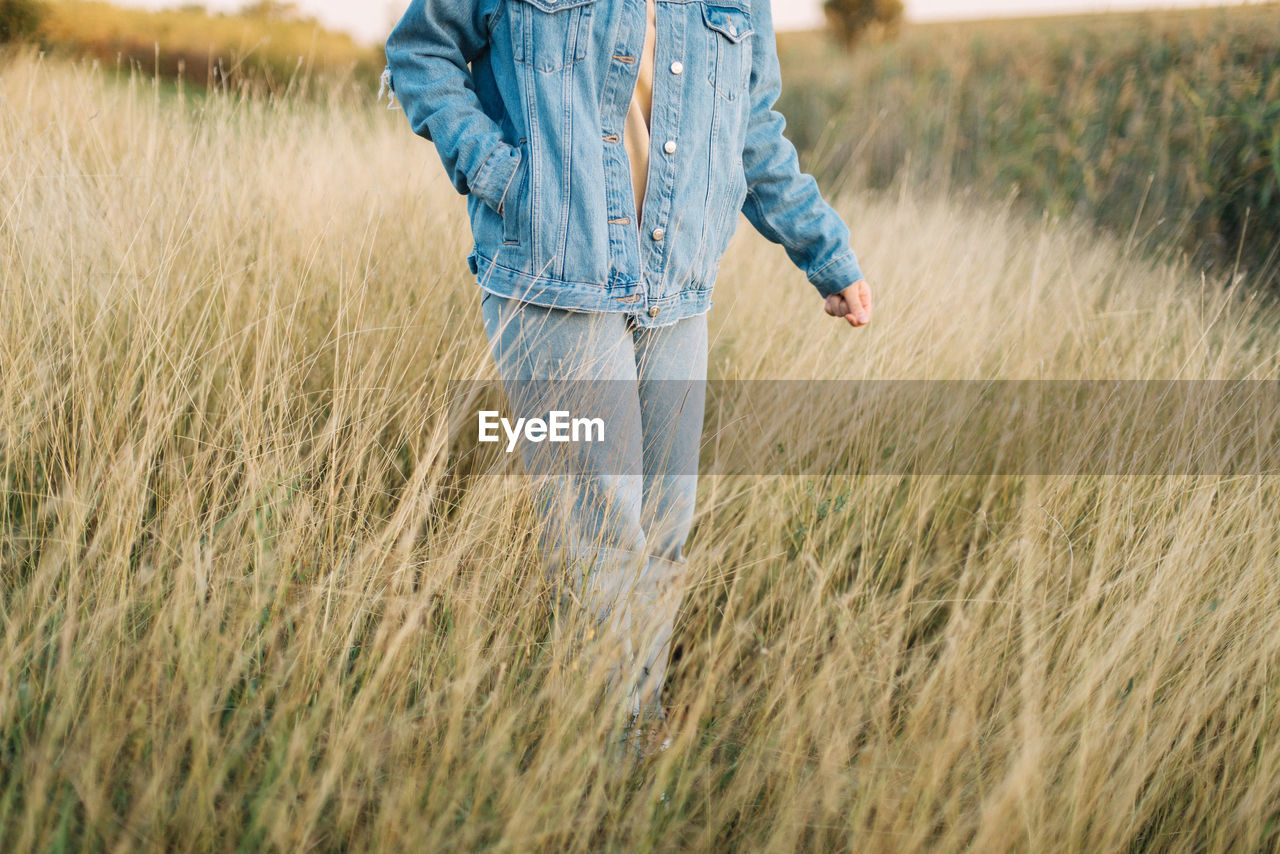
[480,291,707,714]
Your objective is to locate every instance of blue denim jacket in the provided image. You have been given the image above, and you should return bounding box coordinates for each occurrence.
[384,0,864,327]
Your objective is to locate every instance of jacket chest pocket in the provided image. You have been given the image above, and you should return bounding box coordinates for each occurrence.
[701,2,752,100]
[509,0,598,72]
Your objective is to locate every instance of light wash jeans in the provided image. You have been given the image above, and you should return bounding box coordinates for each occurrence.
[480,290,707,716]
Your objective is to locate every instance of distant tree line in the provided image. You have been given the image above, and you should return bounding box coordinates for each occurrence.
[6,0,905,53]
[0,0,45,43]
[823,0,904,48]
[1,0,310,45]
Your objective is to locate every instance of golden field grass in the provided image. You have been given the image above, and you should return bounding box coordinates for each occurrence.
[3,54,1280,851]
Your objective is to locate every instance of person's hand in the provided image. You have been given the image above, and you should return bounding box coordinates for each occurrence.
[824,279,872,328]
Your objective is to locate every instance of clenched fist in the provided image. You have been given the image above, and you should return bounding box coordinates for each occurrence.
[825,279,872,328]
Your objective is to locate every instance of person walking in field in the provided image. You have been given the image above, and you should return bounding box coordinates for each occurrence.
[384,0,872,754]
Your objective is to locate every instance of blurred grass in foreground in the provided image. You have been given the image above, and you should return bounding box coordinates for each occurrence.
[3,49,1280,853]
[778,4,1280,291]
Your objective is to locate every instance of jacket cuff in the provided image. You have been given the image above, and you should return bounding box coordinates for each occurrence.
[808,249,865,297]
[471,142,521,215]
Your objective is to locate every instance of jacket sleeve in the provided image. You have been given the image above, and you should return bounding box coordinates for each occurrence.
[739,0,864,296]
[385,0,522,216]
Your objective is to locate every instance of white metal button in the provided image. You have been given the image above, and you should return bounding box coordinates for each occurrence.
[663,140,677,154]
[651,228,665,241]
[728,23,737,36]
[648,306,661,318]
[670,60,684,75]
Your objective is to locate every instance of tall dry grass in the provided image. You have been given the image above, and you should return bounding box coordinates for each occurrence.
[2,54,1280,851]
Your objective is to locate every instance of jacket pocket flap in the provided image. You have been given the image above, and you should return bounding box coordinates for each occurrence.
[701,4,753,42]
[516,0,597,12]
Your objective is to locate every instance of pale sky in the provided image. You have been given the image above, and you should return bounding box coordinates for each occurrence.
[110,0,1269,45]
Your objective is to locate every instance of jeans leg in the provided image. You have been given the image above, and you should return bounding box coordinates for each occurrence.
[628,312,709,712]
[479,292,654,703]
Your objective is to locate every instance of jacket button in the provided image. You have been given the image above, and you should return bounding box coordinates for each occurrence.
[670,61,684,75]
[663,140,677,155]
[648,306,661,318]
[651,228,665,241]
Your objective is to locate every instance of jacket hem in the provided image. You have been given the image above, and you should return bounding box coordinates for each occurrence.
[469,248,714,329]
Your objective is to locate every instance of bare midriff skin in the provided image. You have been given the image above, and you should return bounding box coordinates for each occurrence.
[624,0,657,224]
